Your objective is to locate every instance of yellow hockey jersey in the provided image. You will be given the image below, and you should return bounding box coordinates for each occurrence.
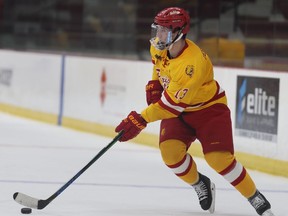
[141,39,227,123]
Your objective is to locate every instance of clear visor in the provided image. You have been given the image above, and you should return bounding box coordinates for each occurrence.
[150,23,173,50]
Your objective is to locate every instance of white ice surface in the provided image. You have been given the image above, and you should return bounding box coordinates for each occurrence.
[0,112,287,216]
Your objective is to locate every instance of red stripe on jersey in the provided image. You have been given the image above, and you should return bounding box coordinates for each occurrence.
[186,82,225,110]
[231,167,247,186]
[158,100,181,116]
[163,91,187,108]
[158,91,188,116]
[219,159,237,175]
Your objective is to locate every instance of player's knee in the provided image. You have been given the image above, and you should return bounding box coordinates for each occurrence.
[159,139,187,166]
[204,151,235,173]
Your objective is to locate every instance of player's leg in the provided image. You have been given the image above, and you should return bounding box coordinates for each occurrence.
[159,139,198,184]
[159,118,215,212]
[159,118,198,184]
[205,151,273,216]
[190,103,274,216]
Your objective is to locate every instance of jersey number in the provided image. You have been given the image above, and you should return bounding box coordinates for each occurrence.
[175,89,189,100]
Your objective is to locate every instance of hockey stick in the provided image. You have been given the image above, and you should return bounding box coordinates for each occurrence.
[13,130,124,210]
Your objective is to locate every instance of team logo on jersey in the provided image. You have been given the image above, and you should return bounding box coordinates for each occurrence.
[185,65,194,77]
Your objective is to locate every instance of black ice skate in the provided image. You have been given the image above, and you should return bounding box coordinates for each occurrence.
[192,173,215,213]
[248,190,275,216]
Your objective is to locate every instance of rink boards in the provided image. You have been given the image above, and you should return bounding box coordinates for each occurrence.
[0,50,287,177]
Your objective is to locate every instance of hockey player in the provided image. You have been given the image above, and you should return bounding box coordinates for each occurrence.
[115,7,274,216]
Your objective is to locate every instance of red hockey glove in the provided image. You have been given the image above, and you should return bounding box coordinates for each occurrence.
[115,111,147,142]
[146,80,163,105]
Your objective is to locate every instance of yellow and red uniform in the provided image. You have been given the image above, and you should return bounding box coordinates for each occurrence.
[141,39,256,198]
[141,39,226,123]
[115,6,273,214]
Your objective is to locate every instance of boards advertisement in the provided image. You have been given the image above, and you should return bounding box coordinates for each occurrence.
[235,76,280,143]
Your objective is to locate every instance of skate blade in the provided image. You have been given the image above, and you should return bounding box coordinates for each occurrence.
[208,182,216,214]
[261,209,275,216]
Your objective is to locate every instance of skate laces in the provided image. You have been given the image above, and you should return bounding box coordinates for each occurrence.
[249,194,265,210]
[193,181,208,201]
[248,190,272,215]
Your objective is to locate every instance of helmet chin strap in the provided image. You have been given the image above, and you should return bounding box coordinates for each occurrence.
[168,33,183,50]
[167,24,186,50]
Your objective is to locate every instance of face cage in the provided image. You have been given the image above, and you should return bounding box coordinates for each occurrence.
[150,24,173,51]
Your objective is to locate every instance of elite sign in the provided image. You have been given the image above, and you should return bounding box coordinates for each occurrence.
[235,76,280,143]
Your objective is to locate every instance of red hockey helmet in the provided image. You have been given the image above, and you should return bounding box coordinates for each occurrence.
[154,7,190,35]
[150,7,190,50]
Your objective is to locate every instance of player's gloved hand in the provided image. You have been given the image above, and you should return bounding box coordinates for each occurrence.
[146,80,163,105]
[115,111,147,142]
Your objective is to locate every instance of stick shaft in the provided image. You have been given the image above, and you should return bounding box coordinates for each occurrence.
[46,131,123,204]
[14,131,124,209]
